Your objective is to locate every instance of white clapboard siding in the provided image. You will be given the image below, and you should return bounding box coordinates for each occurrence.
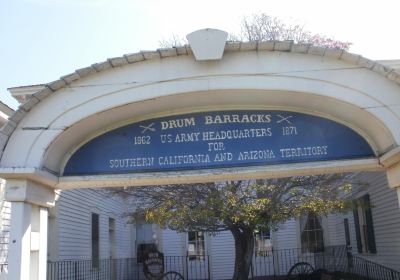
[161,229,183,256]
[52,171,400,274]
[345,172,400,271]
[160,229,236,280]
[326,213,346,246]
[161,229,211,279]
[208,221,299,280]
[209,231,235,280]
[0,180,11,264]
[275,219,298,250]
[272,219,301,275]
[56,188,133,261]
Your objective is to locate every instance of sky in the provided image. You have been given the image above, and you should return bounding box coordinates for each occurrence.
[1,0,399,110]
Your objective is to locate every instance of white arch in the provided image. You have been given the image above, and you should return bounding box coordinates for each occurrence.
[4,33,400,280]
[1,45,400,188]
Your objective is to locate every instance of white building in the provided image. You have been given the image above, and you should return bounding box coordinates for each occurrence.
[32,171,400,279]
[0,102,13,268]
[1,29,400,279]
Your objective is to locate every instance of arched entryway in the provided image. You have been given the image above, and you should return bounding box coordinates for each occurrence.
[1,29,400,280]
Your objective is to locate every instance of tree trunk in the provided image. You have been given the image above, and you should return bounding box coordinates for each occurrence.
[231,227,255,280]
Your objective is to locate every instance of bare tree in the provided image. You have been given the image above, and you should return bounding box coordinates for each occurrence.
[158,14,351,50]
[239,14,351,50]
[159,34,187,48]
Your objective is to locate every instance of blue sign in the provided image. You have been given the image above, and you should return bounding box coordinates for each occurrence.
[63,110,374,176]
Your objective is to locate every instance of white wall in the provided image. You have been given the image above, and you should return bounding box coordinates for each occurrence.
[275,219,298,250]
[53,188,134,261]
[322,172,400,271]
[154,172,400,277]
[158,221,301,280]
[326,213,346,246]
[49,171,400,274]
[348,172,400,271]
[161,229,184,256]
[0,180,11,264]
[209,231,235,280]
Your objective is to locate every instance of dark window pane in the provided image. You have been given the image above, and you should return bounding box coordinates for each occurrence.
[344,218,351,246]
[301,213,324,253]
[91,213,99,268]
[188,231,205,260]
[254,230,272,256]
[188,231,195,241]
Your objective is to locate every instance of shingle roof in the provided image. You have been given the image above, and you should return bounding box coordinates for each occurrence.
[0,101,14,115]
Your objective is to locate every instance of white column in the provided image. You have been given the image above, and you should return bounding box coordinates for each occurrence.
[38,207,48,280]
[386,163,400,210]
[8,202,32,280]
[5,179,56,280]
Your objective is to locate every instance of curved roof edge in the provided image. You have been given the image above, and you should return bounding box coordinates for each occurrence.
[1,41,400,158]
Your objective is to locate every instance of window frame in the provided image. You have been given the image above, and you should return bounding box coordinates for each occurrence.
[254,230,272,257]
[344,218,351,246]
[300,213,324,254]
[91,212,100,269]
[187,231,206,261]
[353,194,376,254]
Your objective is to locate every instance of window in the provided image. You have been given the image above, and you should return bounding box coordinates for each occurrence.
[136,223,158,244]
[300,213,324,253]
[344,218,351,246]
[136,223,159,263]
[254,230,272,256]
[109,218,116,259]
[91,213,100,268]
[353,194,376,254]
[188,231,205,260]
